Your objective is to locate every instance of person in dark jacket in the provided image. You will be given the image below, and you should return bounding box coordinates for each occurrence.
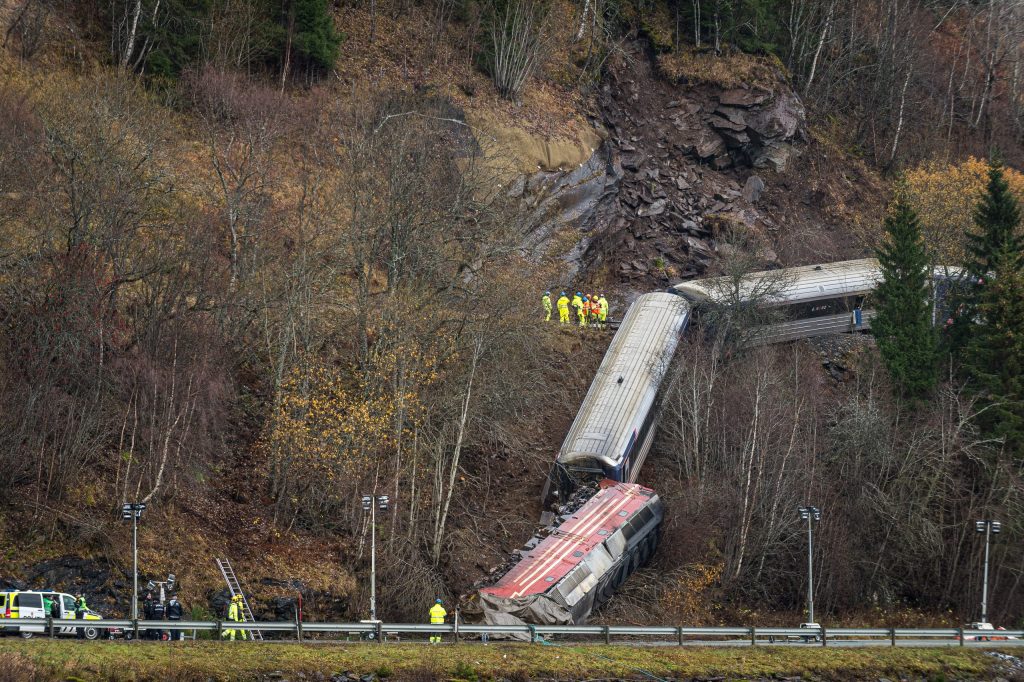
[143,592,156,640]
[165,594,183,641]
[152,597,166,640]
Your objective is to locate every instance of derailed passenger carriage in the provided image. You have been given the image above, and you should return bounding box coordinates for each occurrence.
[548,292,691,499]
[476,481,662,626]
[673,258,881,344]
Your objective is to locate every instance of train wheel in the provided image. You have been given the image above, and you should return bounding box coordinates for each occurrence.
[613,562,629,588]
[630,548,642,572]
[638,536,654,565]
[598,577,617,604]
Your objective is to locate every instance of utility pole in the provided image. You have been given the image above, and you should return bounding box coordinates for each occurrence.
[975,520,1001,624]
[121,502,146,620]
[361,495,389,622]
[798,505,821,625]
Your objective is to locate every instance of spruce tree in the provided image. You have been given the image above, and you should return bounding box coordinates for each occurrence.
[872,198,938,398]
[955,159,1024,450]
[961,247,1024,448]
[965,160,1023,278]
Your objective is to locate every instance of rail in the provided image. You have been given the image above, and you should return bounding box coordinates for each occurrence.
[5,619,1024,646]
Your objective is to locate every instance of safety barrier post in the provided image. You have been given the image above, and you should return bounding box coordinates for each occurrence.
[821,626,827,647]
[529,625,537,644]
[296,616,303,642]
[677,626,684,647]
[890,627,896,647]
[375,621,383,644]
[454,614,460,644]
[133,618,139,641]
[604,625,611,645]
[47,617,54,638]
[959,628,964,647]
[750,627,756,646]
[216,620,223,641]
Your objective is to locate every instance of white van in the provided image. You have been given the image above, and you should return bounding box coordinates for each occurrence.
[5,591,103,639]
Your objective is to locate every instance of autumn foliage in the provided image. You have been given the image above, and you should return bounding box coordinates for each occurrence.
[902,157,1024,263]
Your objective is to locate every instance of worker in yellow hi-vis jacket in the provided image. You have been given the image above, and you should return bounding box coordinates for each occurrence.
[223,595,248,641]
[429,599,447,644]
[557,292,570,324]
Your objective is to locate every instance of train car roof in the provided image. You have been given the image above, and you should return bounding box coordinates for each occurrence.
[672,258,882,305]
[557,292,690,470]
[481,482,658,600]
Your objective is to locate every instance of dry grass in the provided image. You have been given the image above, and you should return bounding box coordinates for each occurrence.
[332,2,593,142]
[656,49,780,90]
[0,639,1000,682]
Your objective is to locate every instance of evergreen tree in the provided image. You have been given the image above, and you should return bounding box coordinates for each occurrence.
[294,0,342,70]
[961,247,1024,449]
[965,160,1023,278]
[872,198,938,398]
[954,159,1024,451]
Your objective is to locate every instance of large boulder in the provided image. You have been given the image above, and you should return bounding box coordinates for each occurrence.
[745,89,805,141]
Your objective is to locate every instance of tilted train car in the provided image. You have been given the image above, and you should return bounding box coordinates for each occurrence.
[546,292,691,500]
[673,258,880,344]
[477,481,662,625]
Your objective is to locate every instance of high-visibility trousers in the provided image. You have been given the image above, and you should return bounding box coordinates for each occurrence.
[559,307,569,323]
[578,308,586,326]
[223,621,247,640]
[544,303,552,321]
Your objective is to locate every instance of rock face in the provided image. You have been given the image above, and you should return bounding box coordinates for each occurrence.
[584,42,806,281]
[499,40,827,284]
[508,40,808,285]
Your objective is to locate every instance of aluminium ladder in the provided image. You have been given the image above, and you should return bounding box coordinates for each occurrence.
[215,558,264,641]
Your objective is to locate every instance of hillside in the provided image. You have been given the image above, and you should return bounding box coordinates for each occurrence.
[1,0,1024,632]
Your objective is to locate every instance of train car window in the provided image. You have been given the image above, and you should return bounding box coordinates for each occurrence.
[785,295,859,320]
[603,532,626,557]
[619,522,636,542]
[583,545,615,577]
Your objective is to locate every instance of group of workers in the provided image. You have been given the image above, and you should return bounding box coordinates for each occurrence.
[542,291,609,327]
[222,594,250,641]
[142,592,185,640]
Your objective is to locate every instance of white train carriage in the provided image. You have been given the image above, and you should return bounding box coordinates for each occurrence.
[672,258,882,344]
[547,293,691,500]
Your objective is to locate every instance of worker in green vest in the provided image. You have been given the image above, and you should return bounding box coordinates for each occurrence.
[542,291,552,321]
[74,594,87,639]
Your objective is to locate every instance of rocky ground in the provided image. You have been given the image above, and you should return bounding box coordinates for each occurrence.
[517,41,886,296]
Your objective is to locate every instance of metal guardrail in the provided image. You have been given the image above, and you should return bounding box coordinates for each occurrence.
[5,619,1024,646]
